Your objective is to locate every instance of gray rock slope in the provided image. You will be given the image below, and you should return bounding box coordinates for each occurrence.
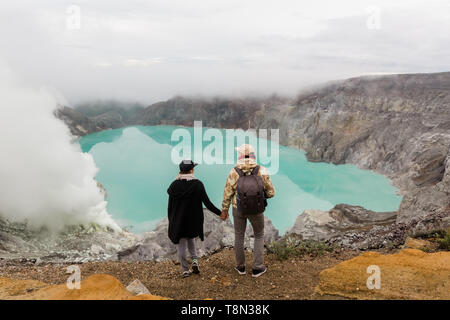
[289,204,397,242]
[264,73,450,230]
[0,216,137,263]
[288,203,449,249]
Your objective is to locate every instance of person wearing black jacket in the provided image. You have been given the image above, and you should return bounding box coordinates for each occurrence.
[167,160,225,278]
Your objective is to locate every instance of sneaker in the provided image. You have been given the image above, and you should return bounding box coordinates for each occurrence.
[192,259,200,274]
[234,266,246,275]
[182,270,192,278]
[252,267,267,278]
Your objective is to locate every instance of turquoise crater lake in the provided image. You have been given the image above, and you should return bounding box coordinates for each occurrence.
[79,126,402,234]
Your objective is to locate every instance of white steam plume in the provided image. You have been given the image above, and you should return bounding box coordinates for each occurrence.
[0,63,120,231]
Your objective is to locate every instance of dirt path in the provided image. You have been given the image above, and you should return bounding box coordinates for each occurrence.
[0,248,358,300]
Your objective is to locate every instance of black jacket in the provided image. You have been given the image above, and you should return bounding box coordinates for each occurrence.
[167,178,221,244]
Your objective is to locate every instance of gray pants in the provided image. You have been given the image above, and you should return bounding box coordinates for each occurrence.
[233,207,265,270]
[176,238,197,272]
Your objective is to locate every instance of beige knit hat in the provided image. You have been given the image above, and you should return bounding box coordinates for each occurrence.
[235,144,255,156]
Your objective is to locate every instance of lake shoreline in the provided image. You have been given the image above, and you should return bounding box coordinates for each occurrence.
[79,125,402,235]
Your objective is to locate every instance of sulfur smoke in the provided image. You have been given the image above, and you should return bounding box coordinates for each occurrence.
[0,64,120,231]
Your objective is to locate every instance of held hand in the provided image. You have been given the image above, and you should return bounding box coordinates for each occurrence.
[220,210,229,221]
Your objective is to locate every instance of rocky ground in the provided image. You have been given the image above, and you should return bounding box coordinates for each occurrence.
[0,248,359,300]
[317,249,450,300]
[0,273,168,300]
[1,244,448,300]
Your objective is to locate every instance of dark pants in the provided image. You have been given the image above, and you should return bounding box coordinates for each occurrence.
[232,207,265,270]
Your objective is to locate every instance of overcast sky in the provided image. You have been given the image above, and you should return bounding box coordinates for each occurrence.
[1,0,449,104]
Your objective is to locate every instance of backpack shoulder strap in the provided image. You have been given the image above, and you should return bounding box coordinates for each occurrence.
[251,165,260,176]
[234,167,245,177]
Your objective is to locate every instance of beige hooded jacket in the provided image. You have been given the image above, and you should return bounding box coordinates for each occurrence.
[221,158,275,211]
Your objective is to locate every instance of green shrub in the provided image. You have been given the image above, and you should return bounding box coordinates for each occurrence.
[414,229,450,252]
[421,230,447,239]
[267,235,298,261]
[267,234,336,261]
[437,232,450,250]
[420,246,434,253]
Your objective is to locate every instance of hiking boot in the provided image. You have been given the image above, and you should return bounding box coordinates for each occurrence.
[182,270,192,278]
[234,266,246,275]
[252,267,267,278]
[192,259,200,274]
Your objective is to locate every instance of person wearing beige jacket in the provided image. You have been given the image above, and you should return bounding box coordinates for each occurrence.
[221,144,275,278]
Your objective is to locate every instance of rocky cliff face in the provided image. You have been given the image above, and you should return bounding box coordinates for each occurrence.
[57,72,450,249]
[55,106,132,135]
[132,95,286,129]
[55,107,104,136]
[265,73,450,230]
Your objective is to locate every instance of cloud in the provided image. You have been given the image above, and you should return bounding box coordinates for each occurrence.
[123,58,162,67]
[0,0,449,103]
[0,61,120,231]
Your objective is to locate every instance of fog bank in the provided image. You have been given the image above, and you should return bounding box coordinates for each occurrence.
[0,63,119,231]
